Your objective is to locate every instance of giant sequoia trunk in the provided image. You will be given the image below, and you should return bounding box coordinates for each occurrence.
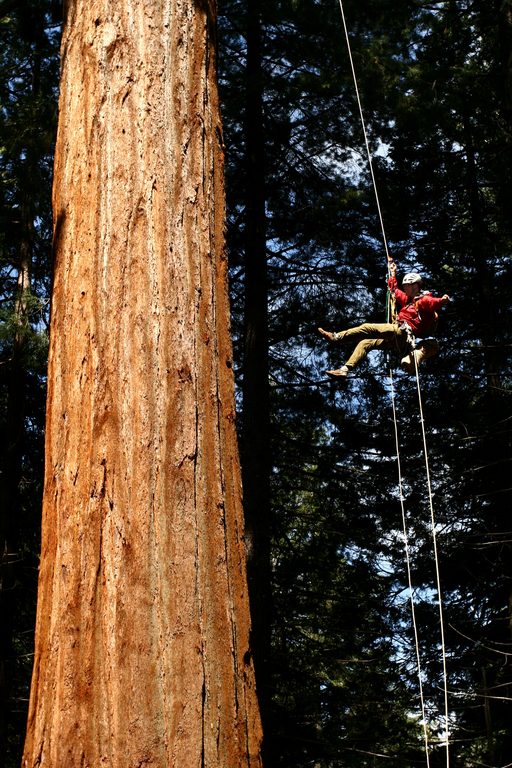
[22,1,262,766]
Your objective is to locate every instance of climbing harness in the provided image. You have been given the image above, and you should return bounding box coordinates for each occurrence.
[401,321,417,350]
[336,1,450,766]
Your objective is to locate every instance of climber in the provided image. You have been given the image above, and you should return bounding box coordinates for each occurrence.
[318,261,450,377]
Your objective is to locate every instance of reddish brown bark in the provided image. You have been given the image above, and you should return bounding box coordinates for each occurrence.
[22,1,263,766]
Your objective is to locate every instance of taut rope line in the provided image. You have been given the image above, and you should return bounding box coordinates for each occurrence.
[389,369,431,766]
[336,0,391,269]
[412,353,451,761]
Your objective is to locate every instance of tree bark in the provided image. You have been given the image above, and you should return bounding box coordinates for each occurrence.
[22,1,262,766]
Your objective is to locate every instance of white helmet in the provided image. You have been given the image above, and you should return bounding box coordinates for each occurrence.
[402,272,422,285]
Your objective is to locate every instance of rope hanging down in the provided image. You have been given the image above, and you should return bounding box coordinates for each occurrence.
[412,352,451,762]
[336,1,450,765]
[389,370,431,766]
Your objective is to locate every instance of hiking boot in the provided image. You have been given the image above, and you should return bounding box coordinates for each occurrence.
[318,327,340,342]
[401,340,439,374]
[400,352,416,374]
[326,365,350,378]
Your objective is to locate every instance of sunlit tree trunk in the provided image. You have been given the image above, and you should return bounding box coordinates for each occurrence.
[22,1,262,765]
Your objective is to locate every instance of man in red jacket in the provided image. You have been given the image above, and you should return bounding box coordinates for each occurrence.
[318,262,450,377]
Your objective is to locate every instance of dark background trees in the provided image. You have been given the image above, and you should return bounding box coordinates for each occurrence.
[0,2,58,761]
[1,0,511,765]
[220,0,512,765]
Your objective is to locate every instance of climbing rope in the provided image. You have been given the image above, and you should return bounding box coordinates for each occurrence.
[336,1,450,764]
[412,352,451,760]
[389,369,431,767]
[336,0,392,272]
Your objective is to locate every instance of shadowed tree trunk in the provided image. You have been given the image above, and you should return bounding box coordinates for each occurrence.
[0,198,31,763]
[22,1,262,765]
[242,0,272,759]
[1,9,44,746]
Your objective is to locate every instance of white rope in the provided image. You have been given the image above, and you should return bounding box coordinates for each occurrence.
[336,0,391,268]
[389,369,431,767]
[412,355,450,764]
[336,1,450,764]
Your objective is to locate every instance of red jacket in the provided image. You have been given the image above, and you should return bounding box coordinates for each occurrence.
[388,276,445,336]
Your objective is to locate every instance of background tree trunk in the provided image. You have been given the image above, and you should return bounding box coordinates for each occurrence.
[22,1,262,766]
[0,199,31,762]
[241,0,272,758]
